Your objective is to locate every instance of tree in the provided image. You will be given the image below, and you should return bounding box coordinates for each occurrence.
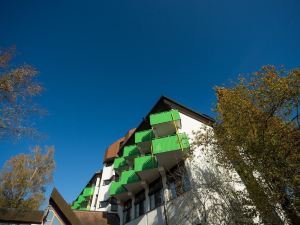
[0,46,44,140]
[193,66,300,224]
[163,143,257,225]
[0,146,55,210]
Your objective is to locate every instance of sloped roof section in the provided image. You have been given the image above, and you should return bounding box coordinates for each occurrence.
[49,188,83,225]
[103,128,135,163]
[0,208,43,224]
[74,211,119,225]
[119,96,215,149]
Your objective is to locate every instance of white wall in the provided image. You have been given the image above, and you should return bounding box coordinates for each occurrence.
[113,111,252,224]
[176,112,253,224]
[125,205,166,225]
[90,177,101,210]
[94,163,116,212]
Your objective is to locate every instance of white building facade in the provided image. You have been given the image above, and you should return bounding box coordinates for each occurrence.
[72,96,258,225]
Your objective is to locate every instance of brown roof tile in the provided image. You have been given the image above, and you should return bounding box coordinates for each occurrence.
[103,128,135,163]
[74,211,119,225]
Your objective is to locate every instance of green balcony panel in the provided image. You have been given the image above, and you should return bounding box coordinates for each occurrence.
[114,157,126,170]
[123,145,140,158]
[150,110,180,126]
[152,133,190,154]
[120,169,140,184]
[109,181,127,196]
[77,195,85,203]
[72,202,80,209]
[79,207,89,211]
[135,129,154,143]
[82,186,95,197]
[134,155,158,172]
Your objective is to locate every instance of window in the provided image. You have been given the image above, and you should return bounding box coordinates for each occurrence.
[134,191,145,217]
[99,201,109,208]
[167,163,191,199]
[103,175,115,186]
[106,161,113,167]
[103,179,111,185]
[114,174,120,181]
[110,197,118,212]
[182,172,191,192]
[111,204,118,212]
[44,208,65,225]
[123,200,131,224]
[168,180,177,199]
[148,178,164,210]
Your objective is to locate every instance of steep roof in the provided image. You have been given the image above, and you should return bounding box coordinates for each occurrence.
[119,95,215,151]
[0,208,43,224]
[74,211,119,225]
[103,128,135,163]
[49,188,83,225]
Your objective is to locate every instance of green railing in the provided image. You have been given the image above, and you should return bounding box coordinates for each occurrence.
[150,109,180,126]
[120,169,140,185]
[77,195,85,203]
[135,129,153,143]
[79,205,90,211]
[109,181,127,196]
[152,133,190,154]
[123,145,140,158]
[82,186,95,197]
[71,202,80,209]
[114,157,127,170]
[134,155,158,172]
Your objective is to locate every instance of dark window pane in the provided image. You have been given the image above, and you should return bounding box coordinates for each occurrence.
[99,201,109,208]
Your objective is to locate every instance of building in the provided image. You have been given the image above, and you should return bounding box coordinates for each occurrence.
[1,96,262,225]
[0,188,117,225]
[72,96,251,225]
[71,172,103,211]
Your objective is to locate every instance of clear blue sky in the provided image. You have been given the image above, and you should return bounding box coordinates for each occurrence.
[1,0,299,206]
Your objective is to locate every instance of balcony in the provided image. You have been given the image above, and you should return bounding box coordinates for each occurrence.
[71,202,80,209]
[150,110,181,137]
[123,145,140,159]
[120,169,143,194]
[109,181,127,197]
[120,170,140,185]
[152,133,190,170]
[82,186,95,197]
[135,129,153,154]
[134,155,160,184]
[79,205,90,211]
[114,157,127,171]
[77,195,85,203]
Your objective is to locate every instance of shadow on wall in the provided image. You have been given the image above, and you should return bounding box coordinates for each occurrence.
[165,165,257,225]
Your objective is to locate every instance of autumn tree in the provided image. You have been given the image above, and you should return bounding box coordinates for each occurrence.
[0,146,55,210]
[0,46,54,210]
[0,46,44,140]
[194,66,300,224]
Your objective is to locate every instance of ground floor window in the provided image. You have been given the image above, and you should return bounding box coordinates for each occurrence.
[123,200,131,224]
[99,200,109,208]
[149,178,164,210]
[134,191,145,218]
[110,197,118,212]
[167,162,191,200]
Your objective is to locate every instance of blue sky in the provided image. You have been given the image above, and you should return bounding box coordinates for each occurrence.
[0,0,299,206]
